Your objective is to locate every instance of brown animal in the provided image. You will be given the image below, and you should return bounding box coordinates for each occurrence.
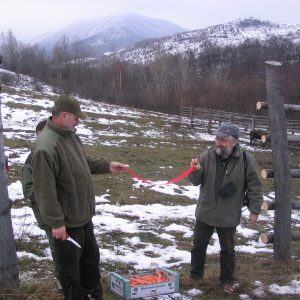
[249,129,269,145]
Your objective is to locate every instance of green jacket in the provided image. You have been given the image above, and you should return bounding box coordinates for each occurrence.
[22,152,48,229]
[188,145,262,228]
[32,118,110,229]
[22,152,34,201]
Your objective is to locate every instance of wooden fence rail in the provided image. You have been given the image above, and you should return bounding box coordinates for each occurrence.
[180,106,300,139]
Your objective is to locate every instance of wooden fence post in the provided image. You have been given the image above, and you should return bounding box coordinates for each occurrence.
[251,116,256,130]
[207,109,212,133]
[190,106,194,129]
[179,105,300,138]
[265,61,292,261]
[0,94,20,289]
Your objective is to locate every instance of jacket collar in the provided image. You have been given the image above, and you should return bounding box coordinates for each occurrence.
[47,117,76,137]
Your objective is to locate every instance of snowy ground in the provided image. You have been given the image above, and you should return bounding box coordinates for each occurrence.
[1,69,300,298]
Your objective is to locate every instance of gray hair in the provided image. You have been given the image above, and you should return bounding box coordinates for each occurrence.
[52,110,63,117]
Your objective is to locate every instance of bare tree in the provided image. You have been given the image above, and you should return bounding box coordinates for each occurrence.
[111,61,123,105]
[0,30,20,72]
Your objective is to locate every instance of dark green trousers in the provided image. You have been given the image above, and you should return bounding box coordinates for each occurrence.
[191,220,236,284]
[31,200,61,282]
[54,220,103,300]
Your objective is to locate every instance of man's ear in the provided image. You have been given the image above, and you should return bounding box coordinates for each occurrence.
[62,112,68,118]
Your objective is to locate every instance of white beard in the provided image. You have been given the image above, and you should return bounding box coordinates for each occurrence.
[215,146,234,158]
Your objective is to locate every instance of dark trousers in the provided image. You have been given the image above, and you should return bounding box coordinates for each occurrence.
[54,220,103,300]
[31,201,61,282]
[191,220,236,284]
[44,226,61,283]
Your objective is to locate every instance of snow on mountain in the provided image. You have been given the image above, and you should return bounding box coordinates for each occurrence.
[35,13,186,55]
[110,17,300,64]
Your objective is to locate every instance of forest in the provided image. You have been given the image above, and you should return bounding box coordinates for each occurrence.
[1,30,300,114]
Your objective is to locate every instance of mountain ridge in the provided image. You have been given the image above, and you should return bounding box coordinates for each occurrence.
[109,17,300,64]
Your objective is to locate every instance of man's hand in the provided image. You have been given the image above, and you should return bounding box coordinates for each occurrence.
[52,225,67,240]
[249,213,259,225]
[109,162,126,174]
[190,158,201,170]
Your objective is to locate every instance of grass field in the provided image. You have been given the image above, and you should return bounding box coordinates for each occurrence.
[0,82,300,299]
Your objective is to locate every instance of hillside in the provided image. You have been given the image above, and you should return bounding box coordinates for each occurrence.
[1,70,300,299]
[2,17,300,117]
[109,17,300,64]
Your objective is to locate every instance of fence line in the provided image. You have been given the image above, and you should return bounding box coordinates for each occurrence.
[180,106,300,138]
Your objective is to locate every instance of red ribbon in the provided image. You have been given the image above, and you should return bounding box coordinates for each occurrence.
[124,167,152,184]
[122,165,197,186]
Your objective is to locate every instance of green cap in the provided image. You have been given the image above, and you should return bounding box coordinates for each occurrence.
[52,95,87,118]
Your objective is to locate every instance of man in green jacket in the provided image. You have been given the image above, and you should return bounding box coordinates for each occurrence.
[188,122,262,294]
[22,119,62,290]
[32,95,125,300]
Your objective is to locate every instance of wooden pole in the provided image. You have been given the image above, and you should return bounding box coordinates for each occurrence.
[257,101,300,112]
[0,83,20,288]
[256,101,268,110]
[261,168,300,179]
[265,61,292,261]
[261,201,276,212]
[261,135,270,144]
[207,109,212,134]
[292,200,300,209]
[251,117,256,130]
[287,135,300,144]
[262,200,300,212]
[190,106,194,129]
[262,135,300,145]
[261,231,300,244]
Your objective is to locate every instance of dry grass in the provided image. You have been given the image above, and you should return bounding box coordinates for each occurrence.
[3,85,300,299]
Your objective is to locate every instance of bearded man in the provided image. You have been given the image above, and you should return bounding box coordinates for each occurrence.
[188,122,263,294]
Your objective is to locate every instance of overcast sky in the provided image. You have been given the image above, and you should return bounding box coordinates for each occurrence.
[1,0,300,40]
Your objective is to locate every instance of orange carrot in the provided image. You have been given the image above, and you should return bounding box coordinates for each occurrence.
[129,272,169,287]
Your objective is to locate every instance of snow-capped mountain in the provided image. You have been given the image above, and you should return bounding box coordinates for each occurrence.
[110,17,300,64]
[35,13,186,56]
